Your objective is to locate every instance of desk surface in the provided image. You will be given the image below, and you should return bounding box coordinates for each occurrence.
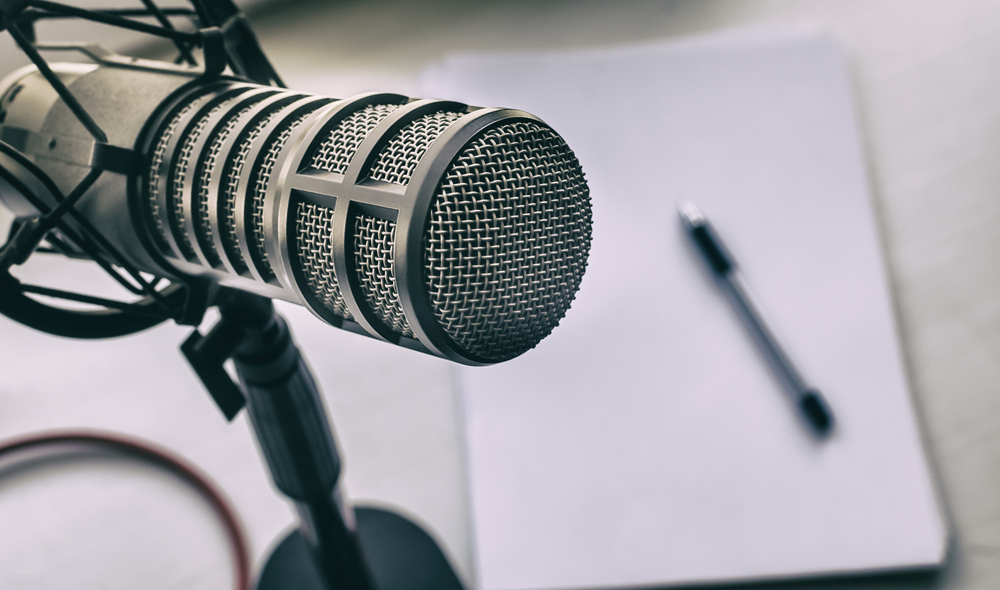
[248,2,1000,587]
[2,1,999,589]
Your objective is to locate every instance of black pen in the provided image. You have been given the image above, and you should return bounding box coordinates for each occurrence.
[678,201,835,437]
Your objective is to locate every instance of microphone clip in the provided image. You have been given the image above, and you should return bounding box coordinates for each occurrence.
[181,313,247,421]
[179,291,276,422]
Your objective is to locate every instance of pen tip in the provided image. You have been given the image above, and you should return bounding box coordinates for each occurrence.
[800,390,834,437]
[677,200,705,226]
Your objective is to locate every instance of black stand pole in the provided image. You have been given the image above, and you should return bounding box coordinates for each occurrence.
[186,293,465,590]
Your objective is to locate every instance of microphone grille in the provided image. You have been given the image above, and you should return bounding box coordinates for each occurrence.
[140,85,592,365]
[220,106,284,276]
[194,95,272,269]
[249,105,325,280]
[292,100,409,322]
[148,98,200,253]
[296,201,355,320]
[370,110,464,185]
[170,94,243,261]
[310,103,402,173]
[354,215,414,337]
[424,120,592,362]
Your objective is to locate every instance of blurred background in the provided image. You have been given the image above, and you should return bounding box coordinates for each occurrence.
[0,1,999,589]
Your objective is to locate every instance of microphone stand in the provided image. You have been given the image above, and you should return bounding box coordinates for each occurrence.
[182,291,465,590]
[226,294,374,590]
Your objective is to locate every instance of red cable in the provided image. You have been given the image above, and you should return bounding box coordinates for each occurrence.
[0,430,252,590]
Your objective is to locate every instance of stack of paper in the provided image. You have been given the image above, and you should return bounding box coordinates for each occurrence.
[421,28,947,590]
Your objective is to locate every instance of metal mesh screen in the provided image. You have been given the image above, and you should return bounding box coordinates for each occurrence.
[169,95,241,261]
[423,121,592,362]
[148,96,201,254]
[250,105,321,281]
[193,95,271,268]
[294,202,353,320]
[369,110,464,185]
[308,103,401,174]
[354,215,413,338]
[220,106,284,275]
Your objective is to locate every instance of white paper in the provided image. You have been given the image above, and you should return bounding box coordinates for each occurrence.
[422,28,948,590]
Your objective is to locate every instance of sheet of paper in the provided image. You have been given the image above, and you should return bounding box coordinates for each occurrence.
[421,28,947,590]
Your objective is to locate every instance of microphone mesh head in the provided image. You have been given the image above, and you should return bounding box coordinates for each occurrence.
[148,98,199,253]
[141,84,592,365]
[250,106,322,280]
[292,101,408,321]
[221,107,283,275]
[310,104,401,173]
[194,97,270,268]
[424,120,592,362]
[194,112,236,267]
[296,201,355,320]
[370,111,464,185]
[239,109,285,279]
[354,215,414,337]
[171,96,241,261]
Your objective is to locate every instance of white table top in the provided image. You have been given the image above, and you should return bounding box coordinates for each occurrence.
[1,1,998,589]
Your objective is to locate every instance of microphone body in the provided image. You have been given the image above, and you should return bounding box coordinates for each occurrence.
[0,62,592,365]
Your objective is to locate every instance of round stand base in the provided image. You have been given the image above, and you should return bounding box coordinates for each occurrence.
[256,506,466,590]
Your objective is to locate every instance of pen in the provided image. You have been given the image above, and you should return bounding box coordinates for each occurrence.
[678,201,834,437]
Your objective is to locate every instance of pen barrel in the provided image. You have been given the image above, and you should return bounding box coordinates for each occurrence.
[690,224,733,276]
[719,275,809,396]
[681,203,834,435]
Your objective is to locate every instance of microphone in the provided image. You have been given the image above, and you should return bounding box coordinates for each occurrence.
[0,61,593,365]
[0,11,590,589]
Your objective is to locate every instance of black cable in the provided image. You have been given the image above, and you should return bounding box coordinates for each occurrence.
[0,430,252,590]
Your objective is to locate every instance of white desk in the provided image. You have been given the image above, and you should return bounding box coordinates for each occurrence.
[1,1,998,589]
[250,1,1000,588]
